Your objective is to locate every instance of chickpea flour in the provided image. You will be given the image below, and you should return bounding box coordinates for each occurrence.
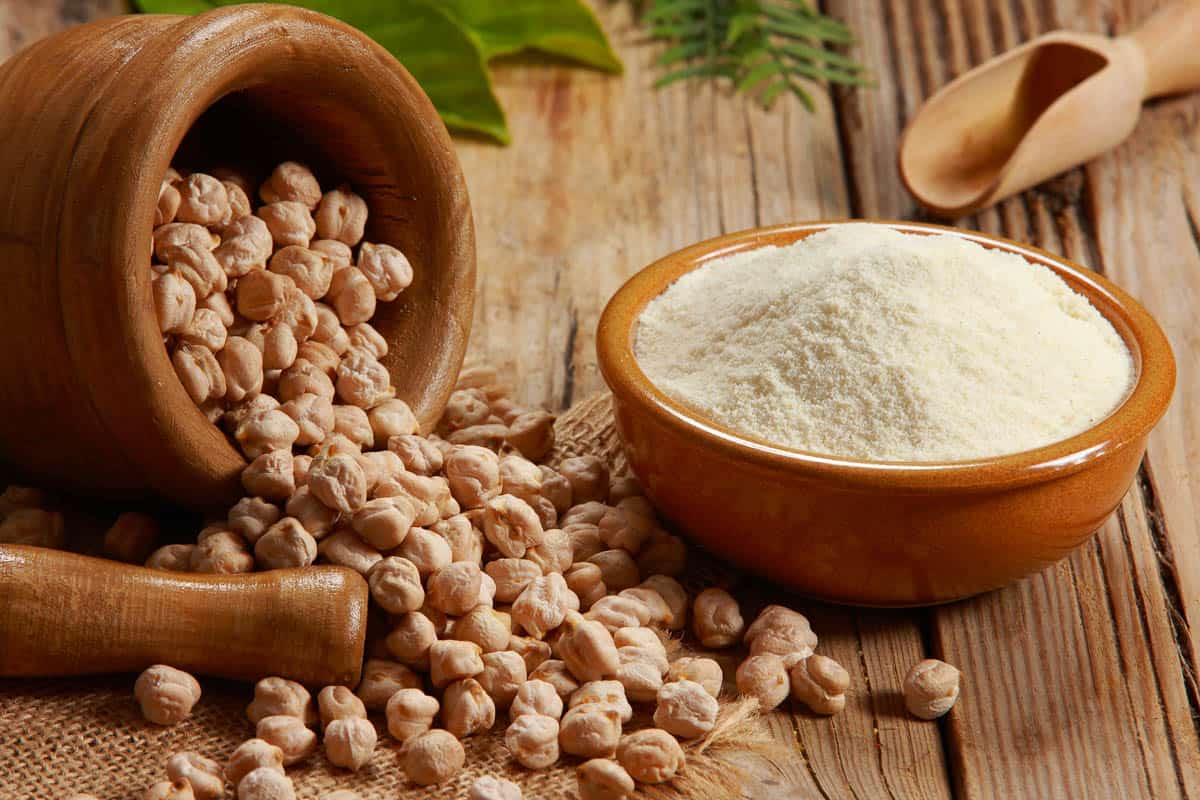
[635,223,1134,462]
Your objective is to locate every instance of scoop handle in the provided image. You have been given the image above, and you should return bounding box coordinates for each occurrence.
[1129,0,1200,99]
[0,545,368,686]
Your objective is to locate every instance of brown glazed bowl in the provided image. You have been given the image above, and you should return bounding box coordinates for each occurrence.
[0,6,473,510]
[596,221,1175,606]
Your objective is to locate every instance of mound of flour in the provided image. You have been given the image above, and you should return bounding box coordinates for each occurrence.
[634,223,1134,462]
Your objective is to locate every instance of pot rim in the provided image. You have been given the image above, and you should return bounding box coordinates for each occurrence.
[596,220,1176,492]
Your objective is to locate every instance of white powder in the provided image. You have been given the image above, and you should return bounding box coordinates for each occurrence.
[634,223,1135,462]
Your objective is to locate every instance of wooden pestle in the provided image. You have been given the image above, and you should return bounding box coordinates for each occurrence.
[0,545,368,686]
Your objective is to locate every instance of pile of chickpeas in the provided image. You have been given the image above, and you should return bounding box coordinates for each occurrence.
[0,162,962,800]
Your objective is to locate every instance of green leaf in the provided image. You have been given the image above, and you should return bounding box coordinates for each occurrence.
[436,0,622,72]
[133,0,215,11]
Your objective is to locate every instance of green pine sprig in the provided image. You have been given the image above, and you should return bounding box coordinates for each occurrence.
[644,0,871,110]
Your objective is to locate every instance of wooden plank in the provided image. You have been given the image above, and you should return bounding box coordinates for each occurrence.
[827,0,1200,795]
[456,5,949,797]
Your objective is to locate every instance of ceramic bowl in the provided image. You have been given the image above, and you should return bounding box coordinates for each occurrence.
[596,221,1175,606]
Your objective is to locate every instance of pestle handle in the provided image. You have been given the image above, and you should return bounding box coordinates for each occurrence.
[1129,0,1200,99]
[0,545,368,686]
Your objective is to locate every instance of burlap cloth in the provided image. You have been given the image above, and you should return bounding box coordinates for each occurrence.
[0,395,773,799]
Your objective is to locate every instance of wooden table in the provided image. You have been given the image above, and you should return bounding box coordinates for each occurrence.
[4,1,1198,797]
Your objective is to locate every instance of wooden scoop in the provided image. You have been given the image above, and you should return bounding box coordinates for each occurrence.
[899,1,1200,217]
[0,545,368,686]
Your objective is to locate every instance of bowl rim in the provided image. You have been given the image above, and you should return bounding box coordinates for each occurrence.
[596,220,1176,492]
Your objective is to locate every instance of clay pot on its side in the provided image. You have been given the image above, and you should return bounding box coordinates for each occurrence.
[0,6,475,509]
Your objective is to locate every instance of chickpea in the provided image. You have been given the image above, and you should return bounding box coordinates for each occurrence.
[736,654,790,711]
[165,752,224,800]
[429,639,484,688]
[415,562,481,618]
[191,529,255,574]
[278,359,335,403]
[368,398,418,442]
[215,216,273,277]
[431,514,484,564]
[692,588,744,648]
[585,595,652,633]
[559,456,609,505]
[454,362,499,390]
[308,454,367,513]
[509,635,553,675]
[403,729,465,786]
[615,652,665,705]
[790,655,850,716]
[587,550,640,592]
[395,527,452,577]
[577,758,635,800]
[324,716,377,771]
[564,522,604,563]
[327,267,376,327]
[485,558,542,603]
[483,494,545,558]
[745,605,818,661]
[223,179,252,222]
[355,658,421,711]
[103,511,158,564]
[668,657,722,699]
[259,162,321,207]
[275,285,318,342]
[597,503,654,555]
[654,679,719,739]
[241,449,295,501]
[559,704,622,758]
[173,343,226,405]
[223,394,280,433]
[531,659,582,701]
[525,528,573,575]
[254,517,317,570]
[444,445,500,510]
[134,665,201,726]
[558,615,620,682]
[312,185,367,245]
[470,776,522,800]
[565,563,607,610]
[330,404,373,448]
[297,339,340,377]
[335,349,391,409]
[442,677,496,738]
[144,779,195,800]
[268,246,332,300]
[236,767,295,800]
[637,532,687,577]
[235,409,300,460]
[155,222,217,260]
[170,244,227,298]
[442,390,491,434]
[505,712,560,769]
[178,307,227,352]
[615,728,684,784]
[903,659,960,720]
[608,475,642,505]
[512,573,574,639]
[226,738,285,786]
[145,543,195,572]
[225,497,280,545]
[452,606,512,654]
[477,650,526,709]
[176,172,230,226]
[345,497,410,551]
[388,434,444,475]
[218,337,264,404]
[640,575,687,631]
[504,409,556,461]
[262,323,298,371]
[246,677,312,725]
[157,179,181,226]
[0,509,64,549]
[256,714,316,765]
[352,242,412,301]
[386,688,439,743]
[569,679,633,724]
[317,685,367,728]
[386,611,438,670]
[367,556,424,615]
[561,501,607,527]
[447,423,510,450]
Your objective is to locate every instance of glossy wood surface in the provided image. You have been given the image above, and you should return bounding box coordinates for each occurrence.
[0,545,369,686]
[0,6,475,510]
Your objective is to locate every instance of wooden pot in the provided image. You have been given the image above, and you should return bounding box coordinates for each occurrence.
[0,6,475,510]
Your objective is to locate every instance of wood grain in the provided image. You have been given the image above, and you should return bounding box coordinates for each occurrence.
[4,0,1200,797]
